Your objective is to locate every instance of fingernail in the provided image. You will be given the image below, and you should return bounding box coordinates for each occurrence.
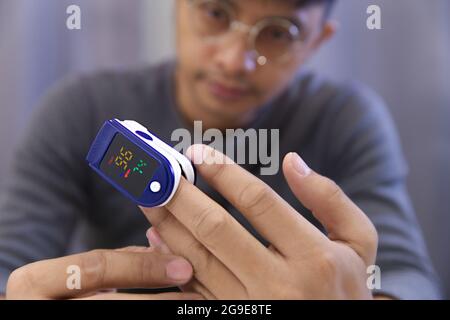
[147,227,163,247]
[186,144,205,165]
[166,258,192,281]
[146,228,152,247]
[148,228,171,254]
[291,153,311,177]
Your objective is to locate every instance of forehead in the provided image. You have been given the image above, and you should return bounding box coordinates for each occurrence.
[229,0,299,9]
[215,0,320,24]
[222,0,303,13]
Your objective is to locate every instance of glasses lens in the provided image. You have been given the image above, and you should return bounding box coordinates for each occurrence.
[254,22,300,62]
[192,0,231,38]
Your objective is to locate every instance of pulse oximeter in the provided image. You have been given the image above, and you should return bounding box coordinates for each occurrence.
[86,119,195,207]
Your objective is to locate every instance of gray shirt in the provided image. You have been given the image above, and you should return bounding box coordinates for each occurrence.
[0,61,441,299]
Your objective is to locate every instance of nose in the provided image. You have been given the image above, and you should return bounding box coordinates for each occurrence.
[213,31,257,76]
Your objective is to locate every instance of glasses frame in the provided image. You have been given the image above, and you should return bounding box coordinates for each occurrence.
[188,0,305,66]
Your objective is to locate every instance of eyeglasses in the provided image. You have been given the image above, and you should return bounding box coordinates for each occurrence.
[188,0,306,66]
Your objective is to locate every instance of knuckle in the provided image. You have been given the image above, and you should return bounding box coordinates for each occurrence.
[318,178,345,212]
[192,207,227,243]
[276,282,303,300]
[249,267,301,299]
[317,250,339,280]
[140,253,158,284]
[208,158,227,182]
[239,182,275,216]
[349,214,379,264]
[79,249,108,287]
[325,179,343,204]
[184,240,213,273]
[153,210,175,233]
[362,223,379,258]
[370,225,379,249]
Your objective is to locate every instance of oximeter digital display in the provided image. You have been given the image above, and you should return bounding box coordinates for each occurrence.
[86,119,195,207]
[99,133,160,198]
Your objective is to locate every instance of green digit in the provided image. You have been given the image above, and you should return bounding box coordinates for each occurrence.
[132,160,147,175]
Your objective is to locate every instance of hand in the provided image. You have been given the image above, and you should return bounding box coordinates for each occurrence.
[6,246,202,300]
[140,144,378,300]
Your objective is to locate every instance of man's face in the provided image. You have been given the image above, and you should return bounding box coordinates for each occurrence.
[175,0,334,122]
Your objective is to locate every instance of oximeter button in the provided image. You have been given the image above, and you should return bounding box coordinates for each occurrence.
[136,130,153,141]
[150,181,161,193]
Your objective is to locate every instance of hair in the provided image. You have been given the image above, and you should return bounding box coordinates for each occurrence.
[282,0,337,18]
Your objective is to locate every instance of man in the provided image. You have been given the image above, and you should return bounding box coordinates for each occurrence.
[0,0,441,299]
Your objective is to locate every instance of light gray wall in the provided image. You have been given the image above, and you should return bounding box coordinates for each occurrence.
[0,0,145,173]
[314,1,450,298]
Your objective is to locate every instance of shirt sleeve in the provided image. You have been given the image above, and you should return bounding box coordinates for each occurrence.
[324,83,443,299]
[0,76,94,295]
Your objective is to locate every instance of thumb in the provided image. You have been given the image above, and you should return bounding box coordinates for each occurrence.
[282,152,377,265]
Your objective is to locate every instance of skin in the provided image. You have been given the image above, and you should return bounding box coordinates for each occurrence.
[141,145,378,299]
[5,246,202,300]
[175,0,336,130]
[140,0,383,299]
[5,0,384,299]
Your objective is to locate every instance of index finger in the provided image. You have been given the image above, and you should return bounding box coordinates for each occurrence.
[164,178,273,282]
[185,144,327,255]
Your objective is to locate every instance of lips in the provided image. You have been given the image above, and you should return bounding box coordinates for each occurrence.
[207,80,250,101]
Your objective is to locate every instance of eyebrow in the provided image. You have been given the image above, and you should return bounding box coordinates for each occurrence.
[222,0,305,29]
[220,0,237,10]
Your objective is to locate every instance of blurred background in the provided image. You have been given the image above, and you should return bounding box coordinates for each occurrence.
[0,0,449,297]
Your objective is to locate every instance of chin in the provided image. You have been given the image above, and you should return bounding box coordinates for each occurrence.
[197,83,258,116]
[204,96,258,119]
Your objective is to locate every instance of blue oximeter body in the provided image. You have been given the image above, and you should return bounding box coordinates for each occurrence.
[86,119,195,207]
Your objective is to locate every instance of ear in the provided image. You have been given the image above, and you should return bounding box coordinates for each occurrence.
[310,20,338,51]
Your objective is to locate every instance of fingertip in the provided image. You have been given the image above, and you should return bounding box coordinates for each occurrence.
[282,152,295,173]
[290,152,311,177]
[283,152,311,180]
[166,258,194,283]
[146,227,153,245]
[283,153,314,207]
[185,144,206,164]
[147,227,162,247]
